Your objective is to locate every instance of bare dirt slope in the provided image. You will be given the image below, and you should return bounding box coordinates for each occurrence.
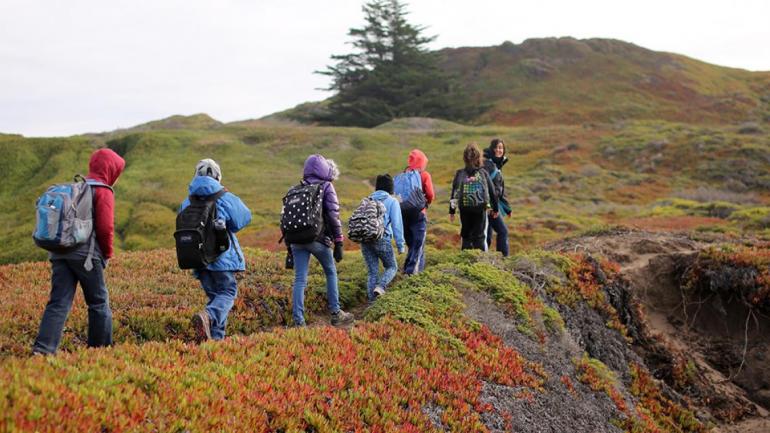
[549,229,770,432]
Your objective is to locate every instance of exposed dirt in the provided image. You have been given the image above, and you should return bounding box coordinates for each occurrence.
[462,289,624,433]
[549,228,770,430]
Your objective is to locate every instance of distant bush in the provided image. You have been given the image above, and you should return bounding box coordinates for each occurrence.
[674,187,757,205]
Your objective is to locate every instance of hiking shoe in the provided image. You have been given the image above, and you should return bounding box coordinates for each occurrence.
[373,287,386,298]
[192,310,212,341]
[330,309,354,327]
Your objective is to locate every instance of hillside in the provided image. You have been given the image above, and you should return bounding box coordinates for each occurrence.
[269,37,770,127]
[2,234,769,431]
[1,116,769,264]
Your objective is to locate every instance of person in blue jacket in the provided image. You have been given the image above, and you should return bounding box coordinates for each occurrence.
[180,159,252,341]
[363,174,405,302]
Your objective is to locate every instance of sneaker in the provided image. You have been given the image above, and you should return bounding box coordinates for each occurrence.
[373,287,386,298]
[191,310,212,341]
[330,309,354,327]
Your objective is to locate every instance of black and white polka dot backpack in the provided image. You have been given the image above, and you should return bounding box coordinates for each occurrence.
[280,182,325,244]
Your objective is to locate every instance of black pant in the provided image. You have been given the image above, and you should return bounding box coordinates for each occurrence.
[459,209,488,250]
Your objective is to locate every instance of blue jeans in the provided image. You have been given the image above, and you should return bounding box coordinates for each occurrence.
[197,270,238,340]
[290,241,341,326]
[33,259,112,354]
[486,214,509,256]
[403,212,426,274]
[361,238,398,301]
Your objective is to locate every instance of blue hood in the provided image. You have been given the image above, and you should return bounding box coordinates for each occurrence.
[189,175,224,196]
[370,190,391,201]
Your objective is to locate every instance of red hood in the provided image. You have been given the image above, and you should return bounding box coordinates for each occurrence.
[87,148,125,186]
[407,149,428,171]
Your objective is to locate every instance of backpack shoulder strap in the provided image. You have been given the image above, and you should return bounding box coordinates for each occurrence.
[85,179,114,192]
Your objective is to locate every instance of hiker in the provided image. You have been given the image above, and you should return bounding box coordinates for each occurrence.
[394,149,435,274]
[282,154,354,327]
[180,159,252,341]
[449,143,499,250]
[32,148,125,355]
[355,174,405,301]
[483,138,512,256]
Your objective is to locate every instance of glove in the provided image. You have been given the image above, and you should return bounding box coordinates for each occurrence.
[285,250,294,270]
[333,242,344,262]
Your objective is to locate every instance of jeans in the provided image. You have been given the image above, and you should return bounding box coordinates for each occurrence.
[197,270,238,340]
[403,212,426,274]
[291,241,341,326]
[361,238,398,301]
[460,209,489,250]
[33,259,112,354]
[486,214,509,256]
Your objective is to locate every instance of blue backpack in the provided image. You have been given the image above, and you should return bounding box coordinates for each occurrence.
[33,175,111,269]
[393,169,426,218]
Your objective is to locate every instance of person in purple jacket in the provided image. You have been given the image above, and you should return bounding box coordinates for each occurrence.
[289,154,354,327]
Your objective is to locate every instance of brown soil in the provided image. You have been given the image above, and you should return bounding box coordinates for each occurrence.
[549,228,770,430]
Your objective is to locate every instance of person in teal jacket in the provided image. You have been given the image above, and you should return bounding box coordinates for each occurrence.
[363,174,406,301]
[179,159,252,340]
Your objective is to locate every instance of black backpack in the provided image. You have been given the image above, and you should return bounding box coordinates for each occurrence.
[174,189,229,269]
[280,183,325,244]
[348,197,386,243]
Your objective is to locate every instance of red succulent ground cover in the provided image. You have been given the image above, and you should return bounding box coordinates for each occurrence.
[1,318,542,432]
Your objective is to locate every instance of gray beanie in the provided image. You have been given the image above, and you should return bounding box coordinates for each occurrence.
[195,158,222,181]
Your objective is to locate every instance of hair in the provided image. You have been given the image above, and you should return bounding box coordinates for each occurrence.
[326,158,340,181]
[463,143,482,169]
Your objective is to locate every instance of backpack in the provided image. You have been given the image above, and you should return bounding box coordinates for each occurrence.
[33,174,111,252]
[457,170,490,211]
[347,197,386,243]
[393,169,426,218]
[280,182,325,244]
[174,189,229,269]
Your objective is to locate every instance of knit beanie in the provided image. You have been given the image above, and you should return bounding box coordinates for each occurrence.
[375,174,394,194]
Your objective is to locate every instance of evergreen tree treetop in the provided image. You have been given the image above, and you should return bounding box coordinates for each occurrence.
[317,0,477,127]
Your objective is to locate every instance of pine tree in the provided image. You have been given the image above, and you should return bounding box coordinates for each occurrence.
[317,0,476,127]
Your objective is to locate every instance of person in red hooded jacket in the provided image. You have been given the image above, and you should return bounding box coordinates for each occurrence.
[399,149,434,274]
[32,148,125,355]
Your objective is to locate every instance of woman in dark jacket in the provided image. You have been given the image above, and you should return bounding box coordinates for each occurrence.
[449,143,499,250]
[483,138,511,256]
[289,154,354,327]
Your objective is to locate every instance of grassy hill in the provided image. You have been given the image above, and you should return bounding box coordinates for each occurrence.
[1,116,769,264]
[270,37,770,127]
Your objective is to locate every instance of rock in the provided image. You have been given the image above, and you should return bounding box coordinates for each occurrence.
[738,122,763,134]
[647,139,668,152]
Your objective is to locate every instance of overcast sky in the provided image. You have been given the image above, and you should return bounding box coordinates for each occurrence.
[1,0,768,137]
